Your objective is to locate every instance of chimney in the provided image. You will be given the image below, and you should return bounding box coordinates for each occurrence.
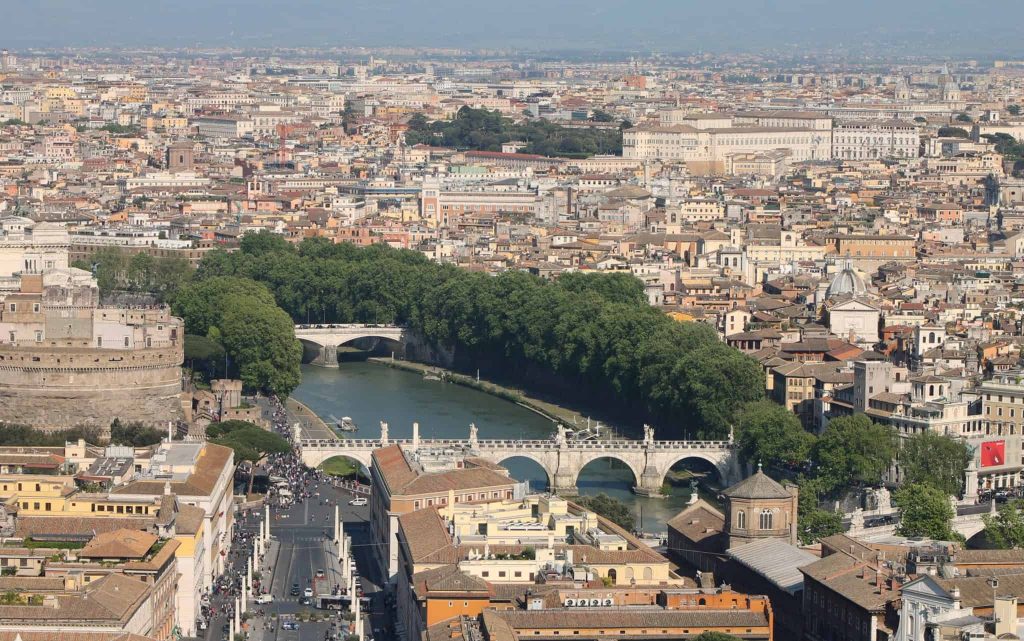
[951,586,961,610]
[412,422,420,451]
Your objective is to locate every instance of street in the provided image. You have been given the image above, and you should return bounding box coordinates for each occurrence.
[199,396,390,641]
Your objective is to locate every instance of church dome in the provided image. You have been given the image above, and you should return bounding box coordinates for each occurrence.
[826,263,866,298]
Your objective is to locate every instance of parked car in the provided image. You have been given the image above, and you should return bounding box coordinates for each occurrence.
[304,587,314,598]
[349,497,368,506]
[256,593,274,604]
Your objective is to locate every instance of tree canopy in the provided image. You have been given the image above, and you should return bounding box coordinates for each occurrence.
[937,126,970,139]
[72,247,192,302]
[207,420,291,463]
[172,277,301,396]
[735,400,815,474]
[572,493,635,531]
[403,107,622,158]
[188,239,764,438]
[811,415,896,494]
[983,499,1024,549]
[894,483,959,541]
[899,431,971,497]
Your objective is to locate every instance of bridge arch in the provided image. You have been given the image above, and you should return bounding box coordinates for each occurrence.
[657,453,731,488]
[570,452,646,495]
[318,454,371,479]
[493,454,556,491]
[301,446,373,470]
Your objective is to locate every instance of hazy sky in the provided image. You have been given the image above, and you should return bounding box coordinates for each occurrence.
[4,0,1024,56]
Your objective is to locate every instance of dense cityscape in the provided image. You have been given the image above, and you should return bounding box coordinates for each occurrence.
[4,5,1024,641]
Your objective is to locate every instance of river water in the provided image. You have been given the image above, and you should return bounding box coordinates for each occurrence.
[292,362,704,533]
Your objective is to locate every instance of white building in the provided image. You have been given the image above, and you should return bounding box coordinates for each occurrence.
[624,113,831,174]
[832,120,919,160]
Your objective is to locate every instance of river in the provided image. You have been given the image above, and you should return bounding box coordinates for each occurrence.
[292,362,709,534]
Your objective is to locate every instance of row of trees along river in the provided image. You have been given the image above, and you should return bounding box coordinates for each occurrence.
[78,232,987,541]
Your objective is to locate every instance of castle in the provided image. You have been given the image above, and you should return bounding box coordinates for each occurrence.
[0,216,185,431]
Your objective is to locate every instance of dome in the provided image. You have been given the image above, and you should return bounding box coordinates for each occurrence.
[826,262,867,298]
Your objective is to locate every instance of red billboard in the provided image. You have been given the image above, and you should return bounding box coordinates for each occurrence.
[981,440,1006,468]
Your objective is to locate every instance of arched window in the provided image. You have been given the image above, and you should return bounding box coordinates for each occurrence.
[736,510,746,529]
[759,509,773,530]
[607,569,617,583]
[643,567,653,581]
[929,385,934,396]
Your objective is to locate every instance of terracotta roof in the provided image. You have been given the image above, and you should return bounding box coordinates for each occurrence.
[666,500,724,546]
[412,564,492,597]
[723,469,793,500]
[488,607,769,629]
[372,445,514,497]
[80,529,156,559]
[16,516,154,539]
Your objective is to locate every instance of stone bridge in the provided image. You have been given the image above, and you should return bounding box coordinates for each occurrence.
[845,503,992,541]
[294,324,406,367]
[298,423,740,496]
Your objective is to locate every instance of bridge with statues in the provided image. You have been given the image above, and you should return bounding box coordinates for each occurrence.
[298,422,741,496]
[294,324,406,367]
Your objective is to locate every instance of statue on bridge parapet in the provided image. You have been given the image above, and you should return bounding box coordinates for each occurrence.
[380,421,389,446]
[643,424,655,445]
[554,424,567,447]
[469,423,478,449]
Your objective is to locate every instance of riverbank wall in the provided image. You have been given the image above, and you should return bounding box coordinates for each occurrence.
[285,397,336,438]
[367,356,610,431]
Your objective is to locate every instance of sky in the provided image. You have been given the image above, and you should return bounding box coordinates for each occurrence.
[3,0,1024,56]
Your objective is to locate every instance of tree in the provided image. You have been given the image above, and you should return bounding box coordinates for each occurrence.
[184,334,227,383]
[240,230,294,256]
[208,421,292,493]
[799,509,844,545]
[173,278,301,396]
[219,295,302,397]
[894,483,959,541]
[591,109,615,123]
[556,272,646,305]
[811,415,896,494]
[955,113,972,123]
[572,494,635,531]
[937,126,970,139]
[109,419,165,446]
[735,400,815,473]
[983,499,1024,549]
[1009,105,1022,116]
[900,432,971,497]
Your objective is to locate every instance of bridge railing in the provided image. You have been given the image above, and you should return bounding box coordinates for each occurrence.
[299,438,734,450]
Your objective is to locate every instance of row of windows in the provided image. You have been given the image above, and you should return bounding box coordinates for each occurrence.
[413,490,512,510]
[735,509,775,530]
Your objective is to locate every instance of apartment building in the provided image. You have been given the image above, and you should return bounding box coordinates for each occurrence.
[370,443,524,584]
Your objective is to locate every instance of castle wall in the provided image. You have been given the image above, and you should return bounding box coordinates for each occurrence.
[0,344,184,429]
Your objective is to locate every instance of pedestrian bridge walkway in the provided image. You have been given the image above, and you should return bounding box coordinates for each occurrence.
[298,422,740,496]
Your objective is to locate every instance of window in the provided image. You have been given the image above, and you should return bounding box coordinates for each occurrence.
[124,337,130,347]
[736,510,746,529]
[7,304,13,313]
[759,509,773,530]
[32,303,39,313]
[482,571,489,577]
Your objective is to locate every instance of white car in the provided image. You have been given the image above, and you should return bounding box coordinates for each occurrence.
[303,587,314,598]
[349,497,368,506]
[255,594,274,604]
